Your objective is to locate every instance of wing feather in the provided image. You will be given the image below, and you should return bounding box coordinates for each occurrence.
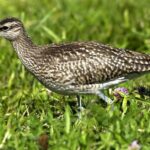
[39,41,150,86]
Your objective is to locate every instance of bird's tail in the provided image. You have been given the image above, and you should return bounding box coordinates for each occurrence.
[123,50,150,73]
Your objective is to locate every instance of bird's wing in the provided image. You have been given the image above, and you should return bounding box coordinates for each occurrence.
[41,41,119,63]
[40,41,150,86]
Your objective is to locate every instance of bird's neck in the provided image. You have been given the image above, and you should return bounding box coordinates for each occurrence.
[12,32,35,55]
[11,32,39,73]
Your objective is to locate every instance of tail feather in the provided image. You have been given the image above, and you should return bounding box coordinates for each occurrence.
[122,51,150,72]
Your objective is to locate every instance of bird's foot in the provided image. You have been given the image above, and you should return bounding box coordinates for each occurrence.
[97,91,113,104]
[77,106,85,119]
[97,90,114,110]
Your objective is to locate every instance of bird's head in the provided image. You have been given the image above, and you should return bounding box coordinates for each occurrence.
[0,17,24,41]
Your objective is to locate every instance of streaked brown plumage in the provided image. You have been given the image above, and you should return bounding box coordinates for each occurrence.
[0,17,150,104]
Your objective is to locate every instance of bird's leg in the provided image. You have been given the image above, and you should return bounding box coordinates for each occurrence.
[99,77,128,90]
[76,95,84,119]
[97,77,128,103]
[97,91,113,104]
[96,77,128,106]
[77,95,84,111]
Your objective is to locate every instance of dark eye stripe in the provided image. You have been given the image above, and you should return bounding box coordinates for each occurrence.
[0,24,20,31]
[0,26,9,31]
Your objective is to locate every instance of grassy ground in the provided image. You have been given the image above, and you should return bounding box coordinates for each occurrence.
[0,0,150,149]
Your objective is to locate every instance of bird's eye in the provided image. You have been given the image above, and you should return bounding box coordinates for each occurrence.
[0,26,9,31]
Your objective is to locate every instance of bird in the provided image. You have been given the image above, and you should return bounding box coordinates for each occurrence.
[0,17,150,106]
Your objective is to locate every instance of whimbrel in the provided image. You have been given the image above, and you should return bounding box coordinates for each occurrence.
[0,17,150,105]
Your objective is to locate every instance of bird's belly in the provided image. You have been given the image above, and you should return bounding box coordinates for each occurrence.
[36,73,128,95]
[48,83,100,95]
[39,78,100,95]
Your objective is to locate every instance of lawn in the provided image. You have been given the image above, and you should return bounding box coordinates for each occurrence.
[0,0,150,149]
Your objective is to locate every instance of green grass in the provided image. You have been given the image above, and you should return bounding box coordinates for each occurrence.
[0,0,150,149]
